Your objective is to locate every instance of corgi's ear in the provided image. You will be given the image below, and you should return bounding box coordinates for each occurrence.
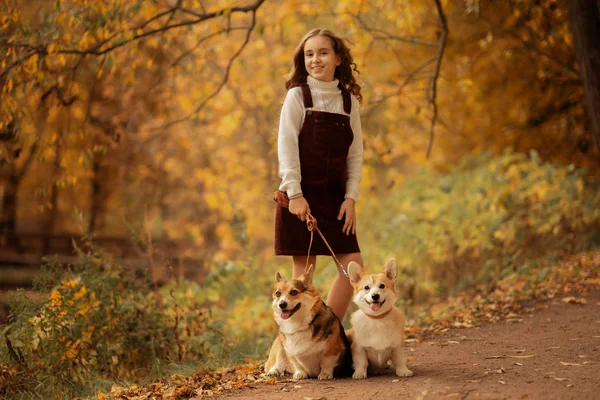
[301,264,315,285]
[276,272,283,282]
[383,258,398,282]
[347,261,363,284]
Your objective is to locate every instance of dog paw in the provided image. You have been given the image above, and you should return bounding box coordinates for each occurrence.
[293,371,308,380]
[318,372,333,380]
[266,367,284,377]
[352,370,367,380]
[396,367,413,377]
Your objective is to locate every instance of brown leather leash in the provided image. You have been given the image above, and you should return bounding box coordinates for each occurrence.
[274,191,349,278]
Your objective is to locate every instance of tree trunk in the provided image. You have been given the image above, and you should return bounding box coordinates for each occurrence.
[42,137,62,254]
[88,154,102,234]
[566,0,600,151]
[0,171,23,251]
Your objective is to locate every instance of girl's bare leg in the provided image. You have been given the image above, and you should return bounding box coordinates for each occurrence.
[327,252,363,321]
[292,255,317,279]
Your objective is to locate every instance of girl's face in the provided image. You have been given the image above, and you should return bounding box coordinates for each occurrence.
[303,35,340,82]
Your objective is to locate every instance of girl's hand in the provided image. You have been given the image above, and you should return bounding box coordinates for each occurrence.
[289,196,311,222]
[338,198,356,235]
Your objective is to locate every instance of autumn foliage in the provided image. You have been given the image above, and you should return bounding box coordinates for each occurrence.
[1,0,600,398]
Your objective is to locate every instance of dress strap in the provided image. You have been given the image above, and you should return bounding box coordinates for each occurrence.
[342,91,351,114]
[300,83,313,108]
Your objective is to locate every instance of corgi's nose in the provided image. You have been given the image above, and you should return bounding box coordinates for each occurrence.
[371,293,380,301]
[279,301,288,310]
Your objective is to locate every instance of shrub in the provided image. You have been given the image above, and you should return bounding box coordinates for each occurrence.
[360,150,600,302]
[0,241,222,397]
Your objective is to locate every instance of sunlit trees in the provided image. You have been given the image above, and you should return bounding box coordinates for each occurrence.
[1,0,597,264]
[566,0,600,151]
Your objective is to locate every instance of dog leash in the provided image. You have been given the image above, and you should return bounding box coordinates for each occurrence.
[304,212,349,278]
[274,191,349,278]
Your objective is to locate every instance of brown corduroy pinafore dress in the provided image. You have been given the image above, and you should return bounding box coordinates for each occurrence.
[274,83,360,256]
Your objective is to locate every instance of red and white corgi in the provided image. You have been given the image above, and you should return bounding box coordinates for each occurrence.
[264,264,351,380]
[346,258,413,379]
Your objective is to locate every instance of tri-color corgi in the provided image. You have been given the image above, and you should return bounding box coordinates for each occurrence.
[346,258,413,379]
[264,264,351,380]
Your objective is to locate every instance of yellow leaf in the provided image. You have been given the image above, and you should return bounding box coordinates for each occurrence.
[561,297,587,305]
[48,44,58,54]
[56,13,66,26]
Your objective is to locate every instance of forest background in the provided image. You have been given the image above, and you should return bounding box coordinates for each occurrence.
[1,0,600,398]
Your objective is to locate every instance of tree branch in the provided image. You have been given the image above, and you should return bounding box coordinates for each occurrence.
[61,0,265,56]
[169,27,248,68]
[364,57,437,119]
[352,14,439,48]
[142,9,259,147]
[4,0,265,60]
[426,0,448,159]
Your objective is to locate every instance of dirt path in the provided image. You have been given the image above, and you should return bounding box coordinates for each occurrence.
[218,290,600,400]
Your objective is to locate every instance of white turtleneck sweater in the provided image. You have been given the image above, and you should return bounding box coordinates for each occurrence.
[277,75,364,202]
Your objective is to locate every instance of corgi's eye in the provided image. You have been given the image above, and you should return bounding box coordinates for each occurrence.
[379,284,385,289]
[275,291,281,297]
[290,289,298,296]
[364,285,370,291]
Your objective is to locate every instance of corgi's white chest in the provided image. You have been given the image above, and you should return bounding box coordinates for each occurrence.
[283,329,326,377]
[352,314,403,346]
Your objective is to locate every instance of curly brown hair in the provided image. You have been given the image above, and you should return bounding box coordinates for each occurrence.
[285,28,362,103]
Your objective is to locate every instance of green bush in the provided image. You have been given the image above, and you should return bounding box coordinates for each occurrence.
[0,241,222,398]
[360,150,600,302]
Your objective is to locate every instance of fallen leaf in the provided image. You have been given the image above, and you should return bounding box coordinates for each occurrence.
[582,278,600,285]
[508,355,535,359]
[561,297,587,305]
[468,380,480,383]
[485,355,505,359]
[516,349,526,353]
[445,393,461,397]
[514,362,524,366]
[567,384,574,388]
[448,340,460,344]
[294,385,302,389]
[392,379,399,383]
[560,361,582,366]
[498,380,506,385]
[553,377,569,381]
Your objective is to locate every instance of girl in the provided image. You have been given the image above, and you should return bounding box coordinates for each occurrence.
[274,28,364,322]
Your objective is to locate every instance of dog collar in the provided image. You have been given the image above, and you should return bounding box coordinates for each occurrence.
[364,308,392,319]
